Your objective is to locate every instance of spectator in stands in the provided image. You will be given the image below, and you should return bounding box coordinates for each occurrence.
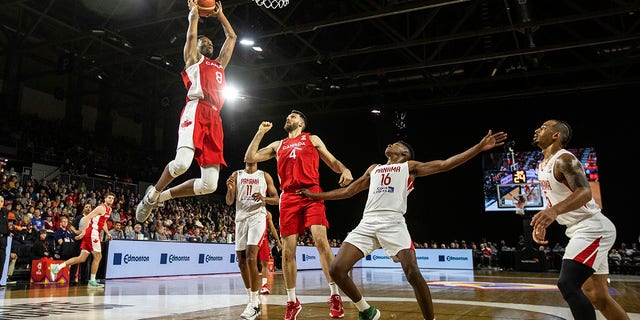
[124,219,134,235]
[173,224,187,242]
[31,208,44,232]
[109,221,125,240]
[127,223,145,240]
[53,216,75,260]
[31,229,53,260]
[43,213,55,232]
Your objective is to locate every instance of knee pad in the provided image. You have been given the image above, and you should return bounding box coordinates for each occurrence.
[193,165,220,195]
[168,148,194,177]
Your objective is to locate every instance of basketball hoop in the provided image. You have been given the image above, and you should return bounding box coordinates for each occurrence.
[254,0,289,9]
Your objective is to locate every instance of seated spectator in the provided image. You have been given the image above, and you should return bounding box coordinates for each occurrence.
[31,229,53,260]
[43,213,55,232]
[126,223,145,240]
[53,216,75,259]
[109,221,126,240]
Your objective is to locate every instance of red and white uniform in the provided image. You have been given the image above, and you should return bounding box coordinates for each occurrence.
[277,132,327,236]
[258,217,270,262]
[234,170,267,251]
[178,55,227,167]
[81,204,111,253]
[345,162,415,262]
[538,149,615,273]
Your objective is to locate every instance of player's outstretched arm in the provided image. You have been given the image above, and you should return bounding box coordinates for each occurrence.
[244,122,278,163]
[310,135,353,187]
[411,130,507,177]
[297,164,374,200]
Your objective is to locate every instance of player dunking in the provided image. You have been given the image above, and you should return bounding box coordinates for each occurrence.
[136,0,237,222]
[245,111,353,320]
[530,120,629,320]
[297,130,507,320]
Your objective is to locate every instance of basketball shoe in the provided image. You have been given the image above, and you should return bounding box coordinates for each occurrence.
[136,185,158,222]
[50,264,60,280]
[260,283,270,294]
[240,303,260,320]
[328,294,344,318]
[87,280,105,288]
[284,298,301,320]
[358,306,381,320]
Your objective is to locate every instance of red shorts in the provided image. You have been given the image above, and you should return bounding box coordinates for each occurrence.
[258,231,270,261]
[279,187,328,237]
[194,102,225,167]
[179,100,226,167]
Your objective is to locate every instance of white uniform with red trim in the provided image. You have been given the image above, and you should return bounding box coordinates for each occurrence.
[234,169,267,252]
[344,162,415,262]
[538,149,616,274]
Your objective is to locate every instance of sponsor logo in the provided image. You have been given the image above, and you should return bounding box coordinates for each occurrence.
[416,256,429,260]
[198,253,224,264]
[180,119,193,128]
[373,186,395,194]
[160,253,191,264]
[113,253,150,264]
[302,254,316,261]
[371,255,391,261]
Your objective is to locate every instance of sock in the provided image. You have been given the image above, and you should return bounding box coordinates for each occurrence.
[251,291,260,306]
[329,282,339,295]
[59,262,67,269]
[245,287,251,302]
[354,298,370,312]
[148,187,160,201]
[90,274,96,281]
[286,288,296,302]
[262,277,268,286]
[157,190,172,203]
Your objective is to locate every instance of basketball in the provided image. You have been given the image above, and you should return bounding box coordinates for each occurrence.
[197,0,216,17]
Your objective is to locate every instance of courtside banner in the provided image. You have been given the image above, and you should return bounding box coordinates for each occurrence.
[296,246,355,270]
[106,240,238,279]
[361,248,473,269]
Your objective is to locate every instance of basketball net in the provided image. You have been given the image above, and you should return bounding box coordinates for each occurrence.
[254,0,289,9]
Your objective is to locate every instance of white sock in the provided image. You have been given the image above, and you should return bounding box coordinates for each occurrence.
[157,190,172,203]
[251,291,260,306]
[148,187,160,201]
[90,274,96,281]
[354,298,370,312]
[262,277,268,286]
[245,287,251,302]
[329,282,339,295]
[286,288,296,302]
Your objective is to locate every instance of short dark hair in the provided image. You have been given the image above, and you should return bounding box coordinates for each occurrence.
[291,110,308,129]
[552,119,572,147]
[397,140,415,160]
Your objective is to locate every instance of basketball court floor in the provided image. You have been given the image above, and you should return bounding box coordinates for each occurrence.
[1,268,639,319]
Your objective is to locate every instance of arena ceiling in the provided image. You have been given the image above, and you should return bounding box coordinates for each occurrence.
[1,0,640,122]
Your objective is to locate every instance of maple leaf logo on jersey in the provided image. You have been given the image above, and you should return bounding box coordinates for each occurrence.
[301,135,306,140]
[93,238,99,244]
[180,119,193,128]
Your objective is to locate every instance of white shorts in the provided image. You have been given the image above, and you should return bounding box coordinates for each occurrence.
[176,99,198,150]
[235,213,267,252]
[343,213,412,262]
[563,213,616,274]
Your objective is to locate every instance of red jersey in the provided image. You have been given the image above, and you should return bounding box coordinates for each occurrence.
[277,132,320,193]
[180,55,226,111]
[88,204,111,234]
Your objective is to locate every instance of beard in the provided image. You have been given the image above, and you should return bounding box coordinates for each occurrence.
[200,47,214,59]
[284,122,297,132]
